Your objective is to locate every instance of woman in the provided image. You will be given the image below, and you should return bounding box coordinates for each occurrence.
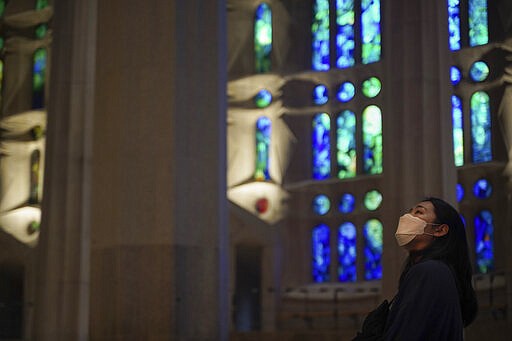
[384,197,478,340]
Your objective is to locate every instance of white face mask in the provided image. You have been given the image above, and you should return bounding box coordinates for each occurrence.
[395,213,439,247]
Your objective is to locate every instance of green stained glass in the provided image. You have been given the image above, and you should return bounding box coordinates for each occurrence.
[361,0,381,64]
[447,0,461,51]
[470,91,492,163]
[254,116,271,180]
[0,1,6,17]
[451,95,464,166]
[362,105,382,174]
[254,3,272,73]
[313,194,331,215]
[312,0,330,71]
[469,61,489,82]
[469,0,488,47]
[336,0,355,68]
[337,110,356,179]
[362,77,381,98]
[254,89,272,108]
[364,190,382,211]
[32,48,46,109]
[36,0,48,10]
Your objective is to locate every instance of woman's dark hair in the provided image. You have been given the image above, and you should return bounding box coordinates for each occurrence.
[400,197,478,326]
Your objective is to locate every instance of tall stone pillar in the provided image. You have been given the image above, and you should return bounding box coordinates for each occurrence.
[381,0,457,297]
[33,1,228,340]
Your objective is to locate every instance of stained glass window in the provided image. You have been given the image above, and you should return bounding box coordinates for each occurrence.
[447,0,461,51]
[313,194,331,215]
[456,183,464,202]
[362,105,382,174]
[32,48,47,109]
[337,110,356,179]
[469,0,488,47]
[361,0,381,64]
[452,95,464,167]
[473,178,492,199]
[364,190,382,211]
[338,193,355,214]
[0,1,5,16]
[336,0,355,68]
[254,89,273,108]
[254,3,272,73]
[362,77,381,98]
[469,61,489,82]
[338,222,357,282]
[474,210,494,274]
[254,117,271,181]
[470,91,492,163]
[450,66,462,85]
[337,81,355,102]
[313,113,331,179]
[312,0,330,71]
[363,219,382,280]
[312,224,331,282]
[29,149,41,204]
[313,84,329,105]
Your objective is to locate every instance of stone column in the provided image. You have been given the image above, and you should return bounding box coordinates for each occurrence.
[381,0,457,298]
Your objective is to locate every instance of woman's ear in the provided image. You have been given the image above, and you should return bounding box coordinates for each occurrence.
[434,224,449,237]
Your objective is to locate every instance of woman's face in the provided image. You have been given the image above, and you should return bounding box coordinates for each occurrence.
[403,201,438,252]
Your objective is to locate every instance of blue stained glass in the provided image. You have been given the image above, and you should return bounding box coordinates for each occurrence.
[337,110,356,178]
[447,0,461,50]
[254,89,272,108]
[474,210,494,274]
[470,91,492,163]
[254,117,271,180]
[452,95,464,167]
[313,194,331,215]
[364,219,382,280]
[473,178,492,199]
[362,105,382,174]
[313,84,329,105]
[361,0,381,64]
[32,48,46,109]
[337,82,355,102]
[312,0,330,71]
[456,183,464,202]
[254,3,272,73]
[469,0,489,47]
[469,61,489,82]
[339,193,355,213]
[336,0,355,68]
[312,224,331,282]
[450,66,462,85]
[313,113,331,179]
[338,222,357,282]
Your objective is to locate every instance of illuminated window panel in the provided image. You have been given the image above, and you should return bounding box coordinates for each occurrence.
[312,0,330,71]
[337,81,355,102]
[469,0,488,47]
[313,84,329,105]
[470,91,492,163]
[364,189,382,211]
[363,219,382,280]
[452,95,464,166]
[338,222,357,282]
[469,61,489,82]
[313,194,331,215]
[361,0,381,64]
[312,224,331,282]
[337,110,356,179]
[450,66,462,85]
[474,210,494,274]
[362,105,382,174]
[361,77,381,98]
[254,3,272,73]
[32,48,47,109]
[36,0,48,9]
[456,183,464,202]
[254,89,272,108]
[338,193,355,214]
[336,0,355,68]
[29,149,41,204]
[254,117,271,181]
[473,178,492,199]
[447,0,461,51]
[312,113,331,179]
